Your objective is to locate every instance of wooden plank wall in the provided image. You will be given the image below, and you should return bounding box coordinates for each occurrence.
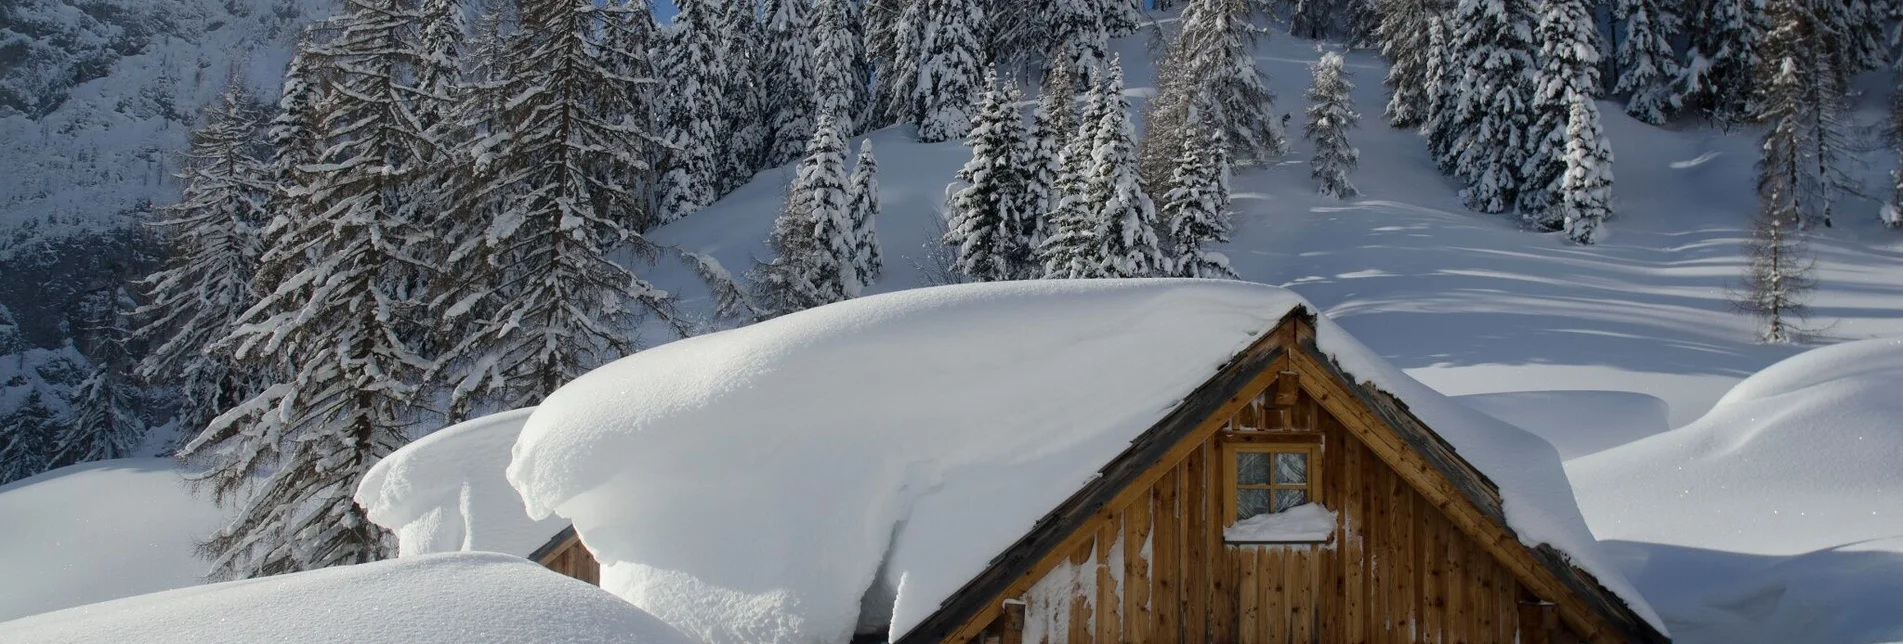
[538,537,601,585]
[985,378,1537,644]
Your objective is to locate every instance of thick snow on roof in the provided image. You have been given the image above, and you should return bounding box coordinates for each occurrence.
[509,279,1661,642]
[0,552,692,644]
[0,458,230,622]
[356,407,567,558]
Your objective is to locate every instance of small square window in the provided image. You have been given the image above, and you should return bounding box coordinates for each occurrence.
[1228,444,1318,523]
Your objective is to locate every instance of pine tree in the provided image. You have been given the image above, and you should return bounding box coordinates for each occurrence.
[0,390,59,484]
[657,0,727,220]
[1307,51,1361,200]
[812,0,868,135]
[1612,0,1682,124]
[1886,65,1903,228]
[136,81,269,442]
[1447,0,1539,214]
[1082,61,1166,278]
[1420,12,1461,172]
[1162,125,1241,279]
[763,0,816,167]
[54,291,148,467]
[1170,0,1289,165]
[913,0,985,143]
[1758,0,1849,229]
[1560,95,1615,244]
[1023,67,1076,259]
[847,140,885,288]
[752,115,859,315]
[1048,0,1110,78]
[1678,0,1768,127]
[1519,0,1602,223]
[1378,0,1439,128]
[432,0,677,418]
[944,75,1031,283]
[1737,58,1815,343]
[1039,67,1108,279]
[872,0,926,128]
[718,0,769,191]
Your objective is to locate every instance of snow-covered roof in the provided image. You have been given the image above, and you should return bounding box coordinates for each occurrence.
[505,279,1663,642]
[0,552,692,644]
[356,408,567,558]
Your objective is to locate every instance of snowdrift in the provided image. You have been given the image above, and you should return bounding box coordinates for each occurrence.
[356,407,566,558]
[508,279,1661,643]
[0,552,691,643]
[0,458,230,622]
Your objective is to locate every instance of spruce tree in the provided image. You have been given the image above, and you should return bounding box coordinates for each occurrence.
[1306,51,1361,200]
[1420,13,1460,172]
[1612,0,1682,124]
[847,140,885,288]
[752,115,858,315]
[1378,0,1439,129]
[657,0,727,220]
[1171,0,1288,165]
[944,75,1030,283]
[718,0,769,191]
[913,0,985,143]
[1447,0,1539,214]
[136,81,269,442]
[55,292,148,467]
[1023,68,1076,261]
[1083,61,1167,278]
[1887,66,1903,229]
[1678,0,1768,127]
[763,0,816,167]
[1737,57,1815,343]
[0,390,58,484]
[1519,0,1602,223]
[813,0,868,135]
[1162,125,1241,280]
[1759,0,1849,229]
[873,0,926,128]
[1560,95,1615,245]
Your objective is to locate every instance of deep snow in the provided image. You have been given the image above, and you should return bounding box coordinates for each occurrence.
[356,407,566,558]
[509,279,1660,643]
[0,552,693,643]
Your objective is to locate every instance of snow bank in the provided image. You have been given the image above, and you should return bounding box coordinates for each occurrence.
[1224,503,1337,543]
[1455,390,1672,460]
[509,279,1662,642]
[0,458,230,622]
[356,408,567,558]
[1570,337,1903,555]
[0,552,692,643]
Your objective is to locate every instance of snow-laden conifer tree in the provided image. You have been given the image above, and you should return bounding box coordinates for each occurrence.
[913,0,985,142]
[1678,0,1768,127]
[847,140,884,287]
[872,0,925,128]
[1612,0,1682,124]
[1082,61,1167,278]
[0,390,58,484]
[719,0,769,191]
[1887,66,1903,228]
[1757,0,1849,229]
[657,0,727,220]
[1377,0,1439,128]
[753,115,859,314]
[763,0,816,167]
[1519,0,1602,222]
[1420,13,1460,172]
[1560,95,1615,244]
[1446,0,1539,214]
[253,44,327,297]
[1040,68,1111,280]
[1023,67,1077,258]
[944,75,1031,283]
[134,82,268,441]
[1048,0,1110,77]
[55,291,148,467]
[1162,125,1240,279]
[1737,57,1815,343]
[1170,0,1288,165]
[813,0,868,135]
[429,0,677,419]
[1307,51,1361,200]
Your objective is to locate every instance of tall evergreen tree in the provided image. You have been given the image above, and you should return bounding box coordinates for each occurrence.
[1023,67,1077,258]
[0,390,59,484]
[944,75,1031,283]
[752,115,858,314]
[1161,125,1241,279]
[913,0,985,142]
[1519,0,1603,222]
[872,0,926,128]
[135,82,269,442]
[718,0,769,191]
[1420,13,1460,172]
[1886,64,1903,228]
[763,0,816,167]
[1759,0,1849,228]
[1446,0,1539,214]
[1612,0,1682,124]
[1306,51,1361,200]
[1081,61,1166,278]
[55,291,148,467]
[1378,0,1440,128]
[1677,0,1768,127]
[1737,57,1815,343]
[813,0,868,135]
[1560,95,1615,244]
[657,0,727,220]
[1170,0,1288,165]
[848,140,885,288]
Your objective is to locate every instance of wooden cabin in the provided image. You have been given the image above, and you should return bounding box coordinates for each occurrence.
[529,525,599,586]
[895,309,1666,644]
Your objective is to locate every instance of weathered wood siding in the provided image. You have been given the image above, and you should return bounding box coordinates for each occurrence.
[536,532,601,585]
[970,376,1559,644]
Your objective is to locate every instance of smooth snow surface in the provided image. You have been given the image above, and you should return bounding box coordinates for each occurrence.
[0,552,692,643]
[1568,337,1903,643]
[511,279,1661,642]
[0,458,229,622]
[1224,503,1337,542]
[357,408,567,558]
[1455,390,1672,460]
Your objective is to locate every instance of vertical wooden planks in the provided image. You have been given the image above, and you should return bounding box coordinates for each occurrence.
[1094,518,1121,644]
[1239,548,1260,644]
[1185,446,1209,643]
[1422,497,1444,643]
[1290,547,1316,644]
[1262,547,1286,642]
[1154,469,1181,643]
[1069,539,1094,644]
[1124,490,1154,643]
[1342,439,1366,644]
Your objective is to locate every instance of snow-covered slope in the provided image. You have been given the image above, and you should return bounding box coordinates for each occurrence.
[0,458,229,622]
[1568,337,1903,643]
[357,407,568,558]
[0,552,693,643]
[508,279,1659,643]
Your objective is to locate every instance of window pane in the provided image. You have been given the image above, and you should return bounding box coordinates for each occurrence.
[1237,489,1271,520]
[1273,489,1309,513]
[1237,452,1269,485]
[1274,452,1308,485]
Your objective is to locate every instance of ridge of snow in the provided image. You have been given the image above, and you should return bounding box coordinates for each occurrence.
[0,552,693,643]
[1224,503,1337,543]
[507,279,1663,642]
[356,407,566,558]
